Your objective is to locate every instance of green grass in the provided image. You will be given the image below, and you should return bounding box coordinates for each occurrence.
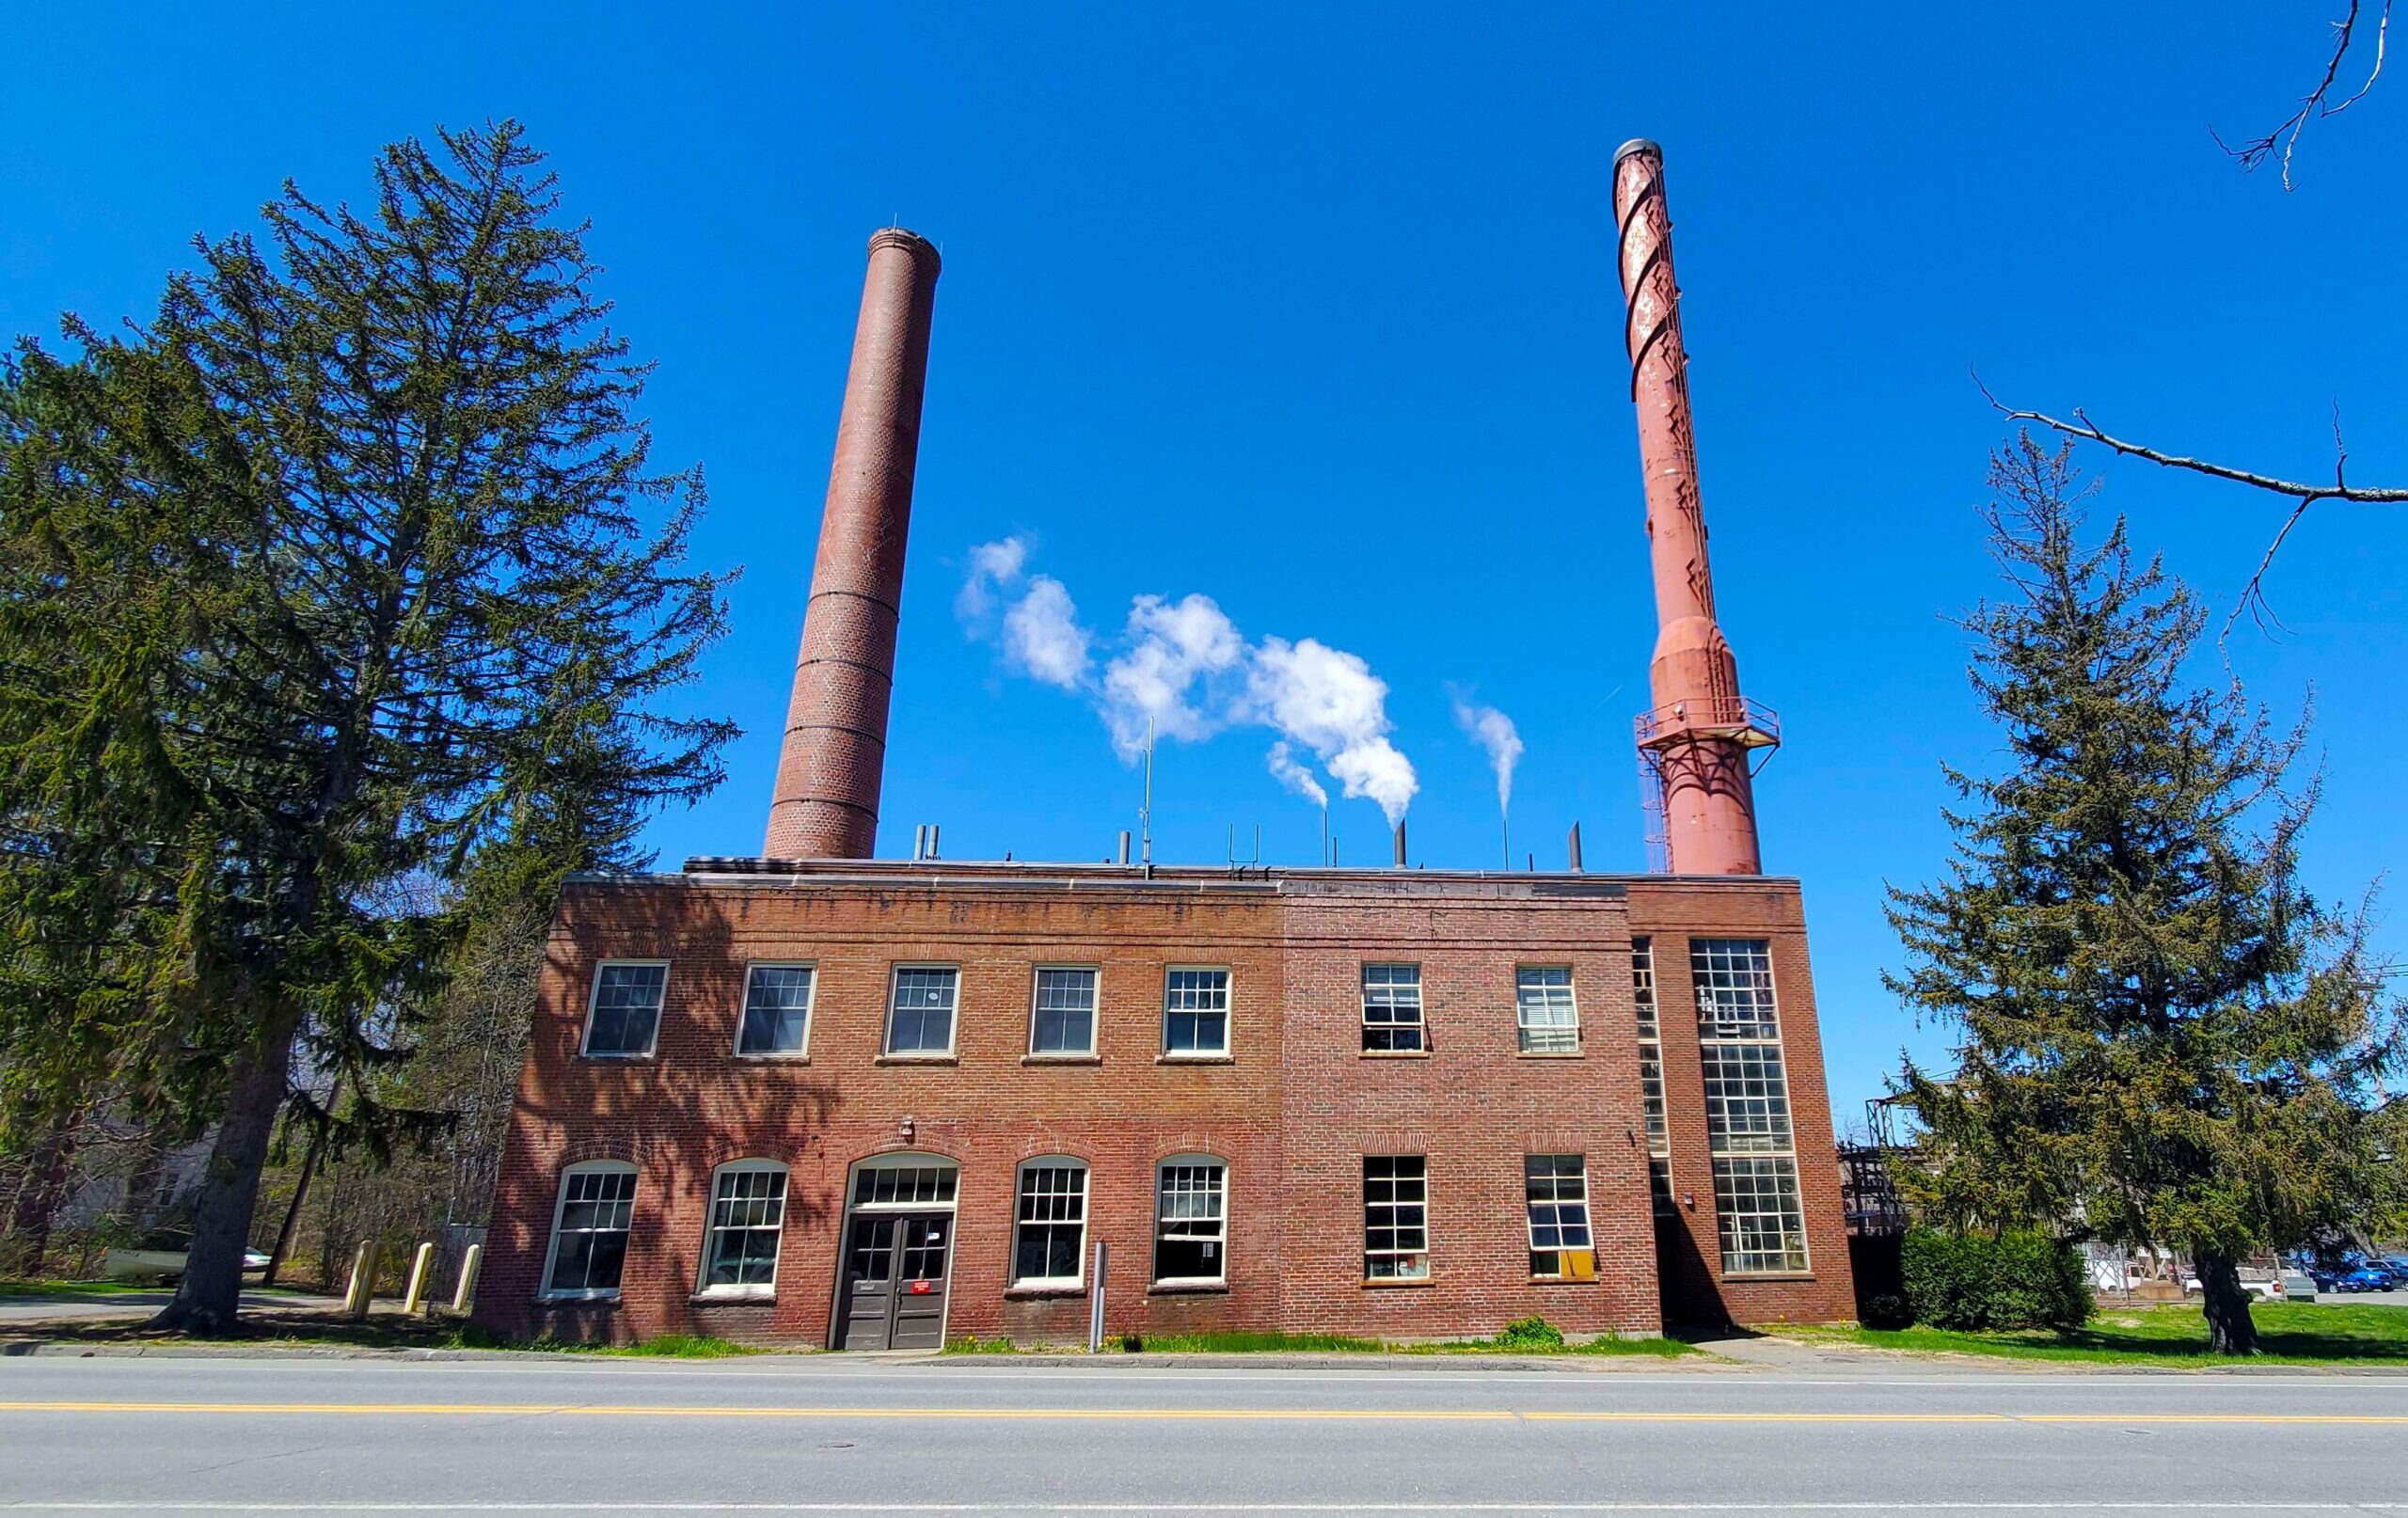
[1775,1302,2408,1367]
[938,1323,1694,1357]
[445,1327,760,1358]
[0,1279,158,1301]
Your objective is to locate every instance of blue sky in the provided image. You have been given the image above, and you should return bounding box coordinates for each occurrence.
[8,4,2404,1124]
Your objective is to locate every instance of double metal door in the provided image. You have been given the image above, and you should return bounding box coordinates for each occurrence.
[834,1212,952,1350]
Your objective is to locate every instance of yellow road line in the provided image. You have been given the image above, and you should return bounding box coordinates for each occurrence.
[0,1401,2404,1425]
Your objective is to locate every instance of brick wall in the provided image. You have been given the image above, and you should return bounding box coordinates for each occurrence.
[473,862,1852,1346]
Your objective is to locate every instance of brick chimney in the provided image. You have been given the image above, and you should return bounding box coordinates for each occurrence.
[765,229,942,858]
[1613,141,1775,875]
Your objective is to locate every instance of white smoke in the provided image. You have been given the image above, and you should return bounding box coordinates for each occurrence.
[1264,739,1328,810]
[1244,638,1418,827]
[1003,576,1090,689]
[956,536,1030,623]
[1450,691,1524,817]
[1100,593,1244,757]
[959,537,1418,825]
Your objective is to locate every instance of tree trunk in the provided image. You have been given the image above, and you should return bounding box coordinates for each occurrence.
[261,1119,325,1289]
[2193,1247,2259,1356]
[149,1004,301,1333]
[1,1115,77,1276]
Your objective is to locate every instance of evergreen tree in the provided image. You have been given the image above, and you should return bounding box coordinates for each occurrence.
[0,122,734,1329]
[1888,436,2403,1355]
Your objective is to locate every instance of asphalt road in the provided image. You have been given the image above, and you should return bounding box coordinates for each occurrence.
[0,1289,343,1324]
[4,1354,2407,1515]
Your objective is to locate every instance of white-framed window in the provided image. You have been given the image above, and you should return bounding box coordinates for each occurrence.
[1030,967,1099,1056]
[736,964,815,1056]
[1514,966,1578,1053]
[1152,1156,1227,1283]
[1011,1159,1089,1287]
[1363,1155,1430,1280]
[1701,1042,1795,1153]
[541,1162,637,1298]
[581,962,668,1057]
[698,1162,787,1297]
[1163,967,1230,1055]
[1360,963,1425,1052]
[1691,938,1781,1039]
[848,1154,960,1210]
[885,964,958,1055]
[1713,1156,1809,1273]
[1525,1154,1593,1278]
[1633,939,1668,1154]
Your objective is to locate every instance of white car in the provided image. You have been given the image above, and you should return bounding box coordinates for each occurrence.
[2179,1273,2282,1300]
[101,1229,272,1285]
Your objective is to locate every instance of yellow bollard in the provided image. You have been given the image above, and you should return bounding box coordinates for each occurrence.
[402,1241,436,1316]
[343,1241,378,1321]
[450,1243,483,1317]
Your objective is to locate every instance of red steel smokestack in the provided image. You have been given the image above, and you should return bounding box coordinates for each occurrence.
[1612,140,1775,876]
[765,229,943,858]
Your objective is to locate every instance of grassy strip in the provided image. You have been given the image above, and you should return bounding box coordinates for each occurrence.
[1774,1302,2408,1367]
[446,1328,762,1358]
[0,1279,157,1301]
[944,1326,1693,1357]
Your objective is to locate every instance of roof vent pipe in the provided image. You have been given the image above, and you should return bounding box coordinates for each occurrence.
[911,824,927,862]
[1392,819,1408,869]
[1117,830,1132,865]
[925,824,940,861]
[1567,821,1584,872]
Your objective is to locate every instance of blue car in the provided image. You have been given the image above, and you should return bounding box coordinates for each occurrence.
[2313,1264,2395,1292]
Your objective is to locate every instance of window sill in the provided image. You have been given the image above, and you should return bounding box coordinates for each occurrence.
[731,1053,810,1065]
[1022,1053,1101,1066]
[535,1291,619,1305]
[1722,1272,1817,1282]
[1004,1283,1088,1299]
[1155,1053,1235,1066]
[1147,1279,1229,1296]
[1529,1275,1595,1286]
[1515,1051,1585,1060]
[1360,1275,1435,1289]
[1359,1049,1431,1059]
[690,1290,775,1304]
[874,1053,959,1066]
[577,1052,657,1063]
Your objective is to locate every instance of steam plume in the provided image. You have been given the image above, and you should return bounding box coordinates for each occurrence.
[1450,691,1524,817]
[1265,740,1328,810]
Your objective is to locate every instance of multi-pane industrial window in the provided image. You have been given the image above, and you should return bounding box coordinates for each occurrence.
[1632,939,1668,1154]
[1031,968,1099,1055]
[1361,964,1425,1052]
[699,1163,786,1295]
[582,963,667,1057]
[737,965,814,1055]
[1363,1156,1430,1279]
[1691,939,1782,1039]
[1012,1162,1088,1286]
[543,1164,636,1297]
[1524,1155,1593,1278]
[1153,1160,1227,1282]
[1164,968,1230,1054]
[850,1162,958,1209]
[1713,1156,1809,1274]
[1514,967,1579,1053]
[1700,1043,1795,1152]
[885,966,958,1054]
[1690,937,1807,1273]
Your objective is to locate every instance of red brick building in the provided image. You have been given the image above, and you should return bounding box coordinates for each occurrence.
[469,860,1852,1345]
[472,148,1858,1347]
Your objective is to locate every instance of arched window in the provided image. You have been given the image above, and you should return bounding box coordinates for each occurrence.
[1011,1158,1088,1288]
[542,1161,637,1299]
[847,1152,960,1210]
[697,1161,788,1297]
[1152,1154,1227,1285]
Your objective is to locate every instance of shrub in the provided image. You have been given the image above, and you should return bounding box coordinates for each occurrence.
[1902,1227,2090,1332]
[1860,1292,1913,1330]
[1491,1316,1566,1350]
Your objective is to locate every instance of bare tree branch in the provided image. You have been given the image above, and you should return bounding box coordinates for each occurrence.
[2213,0,2391,190]
[1972,373,2408,506]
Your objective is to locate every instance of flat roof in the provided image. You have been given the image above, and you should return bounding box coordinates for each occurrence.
[553,856,1801,896]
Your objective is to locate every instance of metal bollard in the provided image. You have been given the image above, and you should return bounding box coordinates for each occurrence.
[402,1241,436,1316]
[451,1243,483,1316]
[343,1241,378,1321]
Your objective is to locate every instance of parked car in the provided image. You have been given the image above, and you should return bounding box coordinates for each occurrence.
[101,1230,271,1286]
[2180,1273,2282,1300]
[2309,1264,2395,1293]
[2279,1272,2319,1302]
